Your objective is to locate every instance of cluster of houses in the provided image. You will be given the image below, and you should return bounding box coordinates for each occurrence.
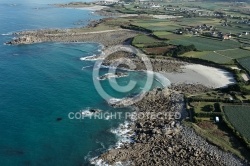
[94,0,245,21]
[131,2,162,9]
[95,0,119,5]
[175,24,215,35]
[236,19,250,25]
[174,24,249,40]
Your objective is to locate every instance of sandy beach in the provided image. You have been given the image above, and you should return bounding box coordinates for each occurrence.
[162,64,236,88]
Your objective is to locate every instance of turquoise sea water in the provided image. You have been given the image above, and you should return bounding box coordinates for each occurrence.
[0,1,169,166]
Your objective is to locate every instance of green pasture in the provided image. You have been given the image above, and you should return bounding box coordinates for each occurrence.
[169,36,240,51]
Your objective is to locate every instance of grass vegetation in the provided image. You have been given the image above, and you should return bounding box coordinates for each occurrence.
[132,34,167,48]
[143,46,175,55]
[238,57,250,73]
[191,102,219,113]
[223,105,250,143]
[190,91,234,101]
[132,20,181,32]
[181,51,233,64]
[169,36,240,51]
[216,49,250,59]
[153,31,172,39]
[185,121,250,161]
[187,89,250,160]
[159,33,186,40]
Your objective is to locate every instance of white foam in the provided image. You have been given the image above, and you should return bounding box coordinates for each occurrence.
[80,54,104,61]
[1,33,11,36]
[90,121,134,165]
[90,158,131,166]
[81,108,102,117]
[81,65,92,70]
[110,121,134,148]
[89,117,134,165]
[154,72,171,87]
[100,65,116,69]
[108,98,122,105]
[100,65,135,72]
[90,158,109,166]
[98,73,128,80]
[81,110,94,117]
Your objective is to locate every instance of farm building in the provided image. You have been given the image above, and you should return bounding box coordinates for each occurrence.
[222,34,232,40]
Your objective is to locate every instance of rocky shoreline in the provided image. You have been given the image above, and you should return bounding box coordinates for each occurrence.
[93,87,247,166]
[170,83,211,94]
[5,28,139,47]
[102,51,189,73]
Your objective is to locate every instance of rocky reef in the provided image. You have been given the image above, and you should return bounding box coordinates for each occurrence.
[99,72,128,80]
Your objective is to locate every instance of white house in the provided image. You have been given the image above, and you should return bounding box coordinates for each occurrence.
[215,116,220,123]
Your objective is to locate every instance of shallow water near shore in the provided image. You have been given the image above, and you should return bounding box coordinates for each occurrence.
[0,1,169,165]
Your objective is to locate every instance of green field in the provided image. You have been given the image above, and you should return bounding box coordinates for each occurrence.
[178,17,219,26]
[218,22,250,35]
[191,102,218,113]
[132,34,166,48]
[153,31,187,40]
[181,51,233,64]
[189,91,234,101]
[239,35,250,40]
[199,52,233,64]
[169,36,240,51]
[216,49,250,59]
[132,20,181,32]
[153,31,172,39]
[143,46,174,55]
[223,105,250,142]
[238,57,250,73]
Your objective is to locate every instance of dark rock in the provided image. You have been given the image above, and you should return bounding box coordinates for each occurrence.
[56,117,62,121]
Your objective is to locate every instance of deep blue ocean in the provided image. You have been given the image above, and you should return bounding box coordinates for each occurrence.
[0,1,168,165]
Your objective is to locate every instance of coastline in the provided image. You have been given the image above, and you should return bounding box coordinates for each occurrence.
[52,2,108,10]
[5,29,140,47]
[80,42,243,165]
[4,5,246,165]
[92,87,246,166]
[7,29,243,165]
